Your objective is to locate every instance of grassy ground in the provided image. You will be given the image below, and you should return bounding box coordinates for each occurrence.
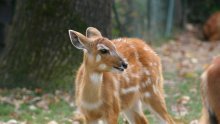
[0,72,202,124]
[163,72,202,124]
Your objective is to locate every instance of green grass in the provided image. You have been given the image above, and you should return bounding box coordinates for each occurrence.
[0,72,202,123]
[0,96,74,123]
[164,72,202,123]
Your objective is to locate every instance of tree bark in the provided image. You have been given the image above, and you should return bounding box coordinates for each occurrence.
[0,0,112,88]
[147,0,168,40]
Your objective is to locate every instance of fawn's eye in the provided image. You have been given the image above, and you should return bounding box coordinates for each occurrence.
[99,49,109,54]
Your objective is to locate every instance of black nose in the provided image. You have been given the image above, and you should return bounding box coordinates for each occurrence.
[121,61,128,69]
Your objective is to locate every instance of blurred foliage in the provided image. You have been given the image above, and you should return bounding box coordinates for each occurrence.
[186,0,220,23]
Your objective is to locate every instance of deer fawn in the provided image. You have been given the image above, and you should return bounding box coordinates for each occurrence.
[200,56,220,124]
[68,27,174,124]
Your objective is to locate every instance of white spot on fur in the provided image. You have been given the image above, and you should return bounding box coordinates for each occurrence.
[132,73,140,78]
[90,73,103,85]
[149,62,153,66]
[99,64,107,70]
[144,92,151,98]
[144,69,151,75]
[81,100,103,110]
[121,85,139,94]
[144,104,168,124]
[96,54,101,62]
[152,84,159,94]
[128,44,139,61]
[140,78,151,89]
[144,47,150,51]
[153,62,158,66]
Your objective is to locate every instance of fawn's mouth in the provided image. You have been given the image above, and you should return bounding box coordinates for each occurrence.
[113,66,125,71]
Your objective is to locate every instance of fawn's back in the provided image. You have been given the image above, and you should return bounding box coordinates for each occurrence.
[110,38,163,109]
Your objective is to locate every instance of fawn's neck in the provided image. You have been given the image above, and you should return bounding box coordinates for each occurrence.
[81,63,103,104]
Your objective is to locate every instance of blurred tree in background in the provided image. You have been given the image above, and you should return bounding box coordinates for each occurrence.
[112,0,220,41]
[0,0,112,89]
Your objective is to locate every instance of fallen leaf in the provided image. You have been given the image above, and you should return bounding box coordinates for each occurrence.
[177,96,191,105]
[47,120,58,124]
[7,119,18,124]
[190,120,199,124]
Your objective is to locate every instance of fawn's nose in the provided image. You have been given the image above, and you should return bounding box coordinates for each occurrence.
[121,61,128,69]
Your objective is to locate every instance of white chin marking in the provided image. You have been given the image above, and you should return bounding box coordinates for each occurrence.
[99,64,107,70]
[111,67,123,73]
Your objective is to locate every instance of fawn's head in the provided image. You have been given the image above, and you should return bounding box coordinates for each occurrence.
[68,27,127,72]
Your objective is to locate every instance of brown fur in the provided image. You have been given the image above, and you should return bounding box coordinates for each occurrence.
[200,56,220,124]
[69,27,174,124]
[203,12,220,41]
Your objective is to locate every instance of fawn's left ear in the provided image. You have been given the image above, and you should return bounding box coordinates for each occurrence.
[86,27,102,38]
[68,30,89,50]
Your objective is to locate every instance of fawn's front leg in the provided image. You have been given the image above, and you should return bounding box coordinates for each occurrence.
[105,112,119,124]
[72,110,86,124]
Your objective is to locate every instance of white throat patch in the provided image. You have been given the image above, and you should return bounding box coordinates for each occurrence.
[90,73,103,85]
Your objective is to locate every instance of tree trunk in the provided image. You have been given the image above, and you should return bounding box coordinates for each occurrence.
[147,0,168,40]
[0,0,112,89]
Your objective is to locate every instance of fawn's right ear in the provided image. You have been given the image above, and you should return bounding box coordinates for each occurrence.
[68,30,88,50]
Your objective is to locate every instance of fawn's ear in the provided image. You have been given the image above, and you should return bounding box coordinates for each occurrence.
[86,27,102,38]
[68,30,88,50]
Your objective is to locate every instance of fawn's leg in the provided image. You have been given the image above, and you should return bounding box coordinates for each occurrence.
[122,100,149,124]
[143,91,174,124]
[104,112,119,124]
[72,109,86,124]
